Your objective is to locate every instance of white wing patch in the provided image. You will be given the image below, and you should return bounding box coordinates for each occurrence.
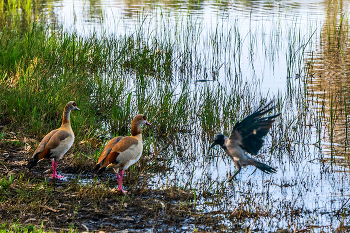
[50,135,74,161]
[117,141,143,170]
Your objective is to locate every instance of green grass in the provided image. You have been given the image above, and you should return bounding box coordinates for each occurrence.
[0,222,49,233]
[0,1,314,142]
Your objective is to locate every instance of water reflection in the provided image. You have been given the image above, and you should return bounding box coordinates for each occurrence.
[305,0,350,160]
[42,0,330,34]
[45,0,350,229]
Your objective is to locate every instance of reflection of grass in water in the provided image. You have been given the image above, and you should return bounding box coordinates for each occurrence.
[0,2,316,139]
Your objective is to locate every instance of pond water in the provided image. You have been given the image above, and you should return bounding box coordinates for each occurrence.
[24,0,350,231]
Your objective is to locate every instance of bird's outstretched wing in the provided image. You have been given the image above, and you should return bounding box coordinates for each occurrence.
[229,100,280,155]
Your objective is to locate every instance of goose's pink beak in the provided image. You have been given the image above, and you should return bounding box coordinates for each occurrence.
[146,121,151,126]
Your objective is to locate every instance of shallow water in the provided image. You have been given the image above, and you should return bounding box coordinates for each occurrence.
[46,0,330,93]
[14,0,350,230]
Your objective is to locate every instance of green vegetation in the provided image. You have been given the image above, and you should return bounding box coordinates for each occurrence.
[0,223,49,233]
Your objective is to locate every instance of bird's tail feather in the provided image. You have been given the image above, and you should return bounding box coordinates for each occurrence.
[27,158,38,169]
[254,161,276,174]
[249,158,276,174]
[92,163,106,175]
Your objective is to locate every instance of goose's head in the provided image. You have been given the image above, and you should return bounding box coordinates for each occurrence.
[66,101,80,111]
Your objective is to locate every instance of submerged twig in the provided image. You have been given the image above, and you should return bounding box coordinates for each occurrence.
[295,225,328,232]
[335,197,350,216]
[40,205,59,213]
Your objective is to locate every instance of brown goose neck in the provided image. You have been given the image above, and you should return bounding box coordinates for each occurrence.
[62,107,71,125]
[131,121,141,136]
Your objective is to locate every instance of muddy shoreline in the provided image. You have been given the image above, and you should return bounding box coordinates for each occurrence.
[0,135,224,232]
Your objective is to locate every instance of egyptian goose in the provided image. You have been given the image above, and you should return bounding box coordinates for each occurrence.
[93,114,151,195]
[210,100,279,181]
[27,101,80,179]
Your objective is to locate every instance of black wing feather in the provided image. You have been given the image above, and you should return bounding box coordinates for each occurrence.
[230,101,280,155]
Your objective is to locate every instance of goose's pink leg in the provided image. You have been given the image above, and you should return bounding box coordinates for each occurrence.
[51,161,64,179]
[116,170,126,195]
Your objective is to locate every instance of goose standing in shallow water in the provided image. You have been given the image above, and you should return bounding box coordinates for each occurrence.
[93,114,151,195]
[210,101,280,181]
[27,101,80,179]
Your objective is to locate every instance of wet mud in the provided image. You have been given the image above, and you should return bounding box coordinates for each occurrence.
[0,137,220,232]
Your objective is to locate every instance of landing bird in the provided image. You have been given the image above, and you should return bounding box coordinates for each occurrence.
[92,114,151,195]
[27,101,80,179]
[210,101,280,181]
